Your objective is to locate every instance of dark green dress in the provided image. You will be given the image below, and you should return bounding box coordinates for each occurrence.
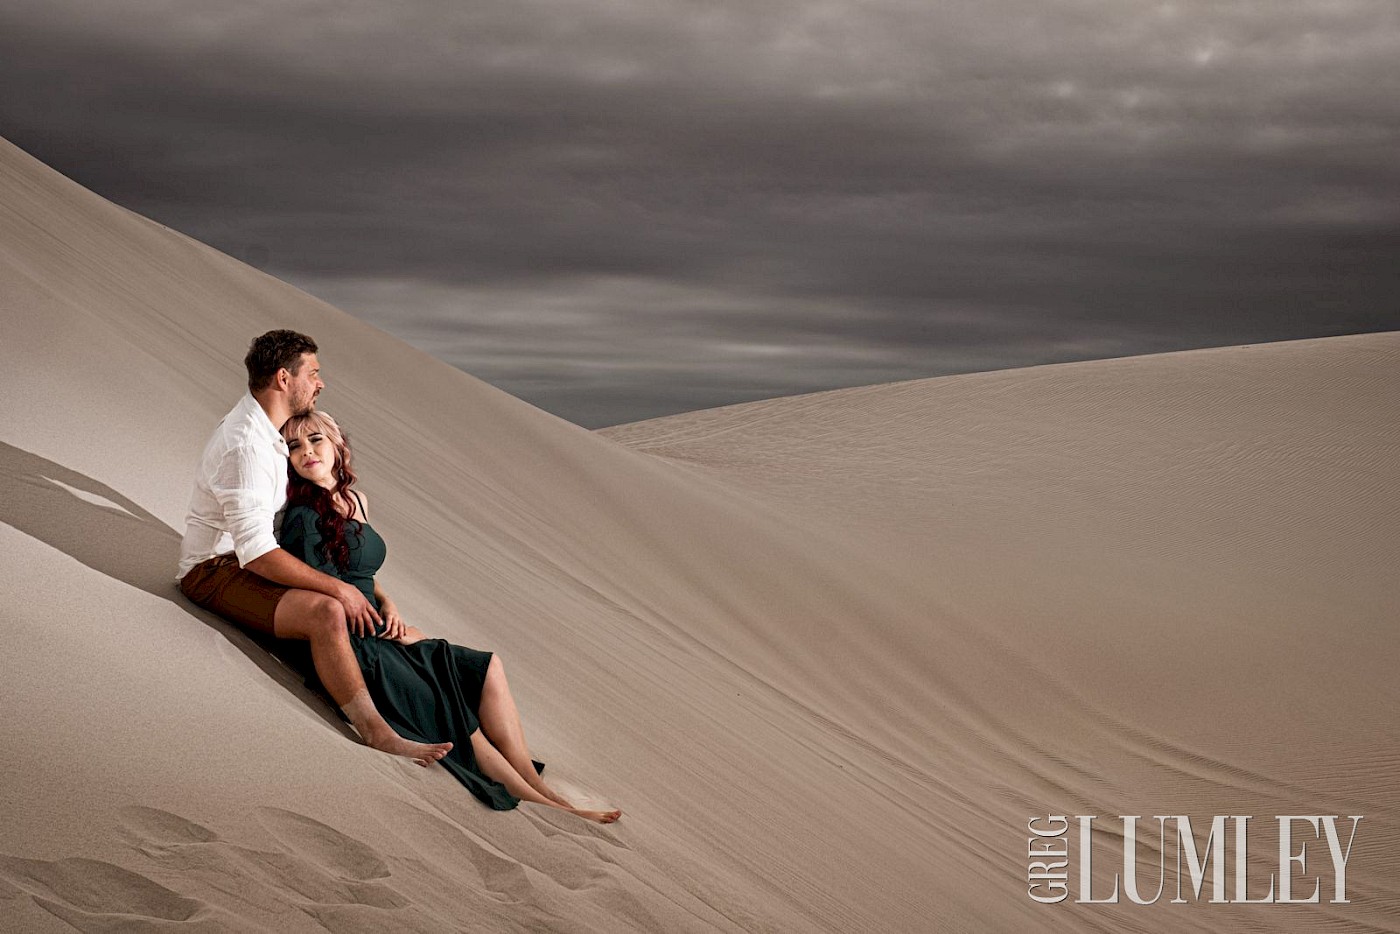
[279,500,540,810]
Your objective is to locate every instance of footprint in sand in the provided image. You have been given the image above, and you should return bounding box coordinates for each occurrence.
[0,854,235,932]
[118,805,413,917]
[252,807,392,881]
[118,805,220,853]
[524,804,632,852]
[375,799,536,903]
[251,808,449,932]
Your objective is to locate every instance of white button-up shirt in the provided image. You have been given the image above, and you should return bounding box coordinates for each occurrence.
[177,391,291,580]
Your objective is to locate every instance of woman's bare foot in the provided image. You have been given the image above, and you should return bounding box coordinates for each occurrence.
[464,728,616,822]
[569,806,621,824]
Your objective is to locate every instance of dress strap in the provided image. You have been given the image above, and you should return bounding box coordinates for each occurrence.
[350,489,367,519]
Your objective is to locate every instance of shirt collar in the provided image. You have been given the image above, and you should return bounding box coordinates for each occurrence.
[242,391,291,457]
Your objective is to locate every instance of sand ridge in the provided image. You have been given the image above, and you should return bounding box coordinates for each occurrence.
[2,133,1397,931]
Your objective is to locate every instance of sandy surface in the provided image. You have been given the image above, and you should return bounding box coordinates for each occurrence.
[1,133,1397,932]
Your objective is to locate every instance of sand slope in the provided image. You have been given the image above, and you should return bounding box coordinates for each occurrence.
[1,134,1397,932]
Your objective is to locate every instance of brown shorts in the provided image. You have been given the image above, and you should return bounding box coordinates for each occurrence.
[180,554,290,635]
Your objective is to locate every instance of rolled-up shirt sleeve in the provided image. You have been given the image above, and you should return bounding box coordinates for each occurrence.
[210,443,281,567]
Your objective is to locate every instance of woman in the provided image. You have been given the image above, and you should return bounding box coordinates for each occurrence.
[279,411,620,824]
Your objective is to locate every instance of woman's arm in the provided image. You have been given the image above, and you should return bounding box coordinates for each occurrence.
[372,578,425,644]
[356,494,425,644]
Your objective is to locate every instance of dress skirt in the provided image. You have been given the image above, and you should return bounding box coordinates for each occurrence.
[282,634,544,810]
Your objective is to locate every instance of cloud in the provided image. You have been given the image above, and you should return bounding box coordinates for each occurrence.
[1,0,1397,425]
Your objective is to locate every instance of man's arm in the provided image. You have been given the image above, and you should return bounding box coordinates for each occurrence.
[246,548,383,636]
[210,442,380,636]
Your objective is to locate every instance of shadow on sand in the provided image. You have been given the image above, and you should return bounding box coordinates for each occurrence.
[0,439,354,741]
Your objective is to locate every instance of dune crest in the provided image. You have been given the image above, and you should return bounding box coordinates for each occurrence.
[2,134,1397,931]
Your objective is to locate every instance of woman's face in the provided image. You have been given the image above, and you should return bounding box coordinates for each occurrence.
[287,429,339,489]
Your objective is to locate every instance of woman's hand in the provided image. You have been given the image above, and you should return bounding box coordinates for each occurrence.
[377,599,407,641]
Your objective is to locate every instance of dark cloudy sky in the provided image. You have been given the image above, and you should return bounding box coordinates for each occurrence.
[2,1,1397,427]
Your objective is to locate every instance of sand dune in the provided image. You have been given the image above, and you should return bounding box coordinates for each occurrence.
[2,133,1397,932]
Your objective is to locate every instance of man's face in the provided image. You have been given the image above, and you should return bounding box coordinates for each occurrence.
[287,353,323,416]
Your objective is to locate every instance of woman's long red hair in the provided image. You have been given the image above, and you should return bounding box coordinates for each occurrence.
[281,411,361,573]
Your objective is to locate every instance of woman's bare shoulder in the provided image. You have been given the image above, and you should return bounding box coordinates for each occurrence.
[352,488,370,520]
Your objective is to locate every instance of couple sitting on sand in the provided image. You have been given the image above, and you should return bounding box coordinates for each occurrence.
[176,329,620,823]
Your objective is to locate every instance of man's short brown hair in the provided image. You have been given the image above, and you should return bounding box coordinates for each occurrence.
[245,329,318,392]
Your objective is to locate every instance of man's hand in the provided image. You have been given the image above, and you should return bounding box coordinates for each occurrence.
[335,582,383,637]
[378,598,407,641]
[244,549,383,635]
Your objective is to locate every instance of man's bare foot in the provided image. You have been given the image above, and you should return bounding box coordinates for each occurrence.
[363,726,453,767]
[342,692,452,766]
[570,807,621,824]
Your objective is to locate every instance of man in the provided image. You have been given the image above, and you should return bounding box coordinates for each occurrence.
[177,329,451,767]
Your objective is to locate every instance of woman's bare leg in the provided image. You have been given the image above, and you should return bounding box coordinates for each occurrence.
[469,730,620,823]
[477,655,571,805]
